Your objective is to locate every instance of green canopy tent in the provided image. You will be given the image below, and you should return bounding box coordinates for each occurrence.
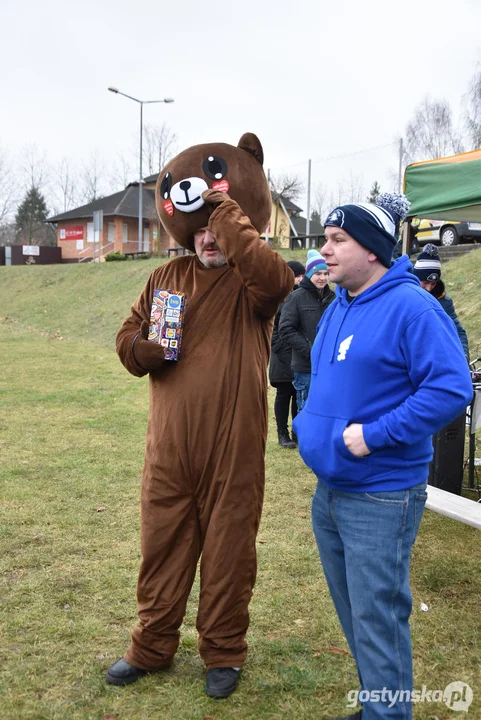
[401,148,481,253]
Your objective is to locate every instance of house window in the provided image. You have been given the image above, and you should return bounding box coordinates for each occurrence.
[122,223,128,244]
[108,222,115,245]
[87,222,94,243]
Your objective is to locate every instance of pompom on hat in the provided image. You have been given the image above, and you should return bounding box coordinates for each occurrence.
[305,249,328,278]
[376,193,411,236]
[324,192,411,268]
[412,243,442,282]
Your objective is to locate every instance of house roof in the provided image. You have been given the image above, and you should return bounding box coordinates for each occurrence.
[143,173,159,184]
[290,215,325,237]
[47,184,158,223]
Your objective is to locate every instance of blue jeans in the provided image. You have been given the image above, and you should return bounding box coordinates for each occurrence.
[292,372,311,412]
[312,478,427,720]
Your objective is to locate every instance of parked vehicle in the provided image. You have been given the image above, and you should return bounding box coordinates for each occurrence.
[411,218,481,251]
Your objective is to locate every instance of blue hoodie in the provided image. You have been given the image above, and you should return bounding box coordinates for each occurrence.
[293,256,473,492]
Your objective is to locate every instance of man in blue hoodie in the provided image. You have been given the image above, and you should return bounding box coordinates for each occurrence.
[293,196,473,720]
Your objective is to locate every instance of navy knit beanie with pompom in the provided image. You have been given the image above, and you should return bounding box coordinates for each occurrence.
[412,243,442,282]
[324,193,411,268]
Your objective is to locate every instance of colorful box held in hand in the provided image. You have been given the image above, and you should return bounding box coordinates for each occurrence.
[148,289,186,361]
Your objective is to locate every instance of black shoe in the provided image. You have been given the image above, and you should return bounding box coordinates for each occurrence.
[278,431,297,449]
[331,710,362,720]
[106,658,150,686]
[291,430,298,444]
[205,667,240,698]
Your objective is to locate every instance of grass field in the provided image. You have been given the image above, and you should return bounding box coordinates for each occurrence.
[1,251,480,720]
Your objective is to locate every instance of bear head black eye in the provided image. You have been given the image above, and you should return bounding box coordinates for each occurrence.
[160,172,172,200]
[202,156,227,181]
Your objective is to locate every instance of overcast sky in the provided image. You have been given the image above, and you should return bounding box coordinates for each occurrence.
[1,0,480,213]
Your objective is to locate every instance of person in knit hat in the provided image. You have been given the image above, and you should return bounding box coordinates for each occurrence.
[413,243,469,359]
[293,194,473,720]
[285,260,305,278]
[323,192,410,269]
[279,249,335,411]
[269,260,305,448]
[412,242,442,282]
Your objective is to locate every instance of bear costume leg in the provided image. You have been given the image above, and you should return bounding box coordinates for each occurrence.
[124,447,265,671]
[196,458,264,669]
[124,478,201,670]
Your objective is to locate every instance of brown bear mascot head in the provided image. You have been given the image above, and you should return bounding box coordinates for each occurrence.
[155,133,271,251]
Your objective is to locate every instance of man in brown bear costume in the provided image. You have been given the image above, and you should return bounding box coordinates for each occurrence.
[107,133,293,698]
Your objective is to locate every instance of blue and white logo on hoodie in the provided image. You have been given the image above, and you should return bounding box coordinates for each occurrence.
[337,334,353,361]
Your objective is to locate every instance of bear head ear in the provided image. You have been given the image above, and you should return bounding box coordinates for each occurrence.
[237,133,264,166]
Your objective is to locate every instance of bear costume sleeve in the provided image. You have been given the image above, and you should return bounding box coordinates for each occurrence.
[208,196,293,319]
[116,269,166,378]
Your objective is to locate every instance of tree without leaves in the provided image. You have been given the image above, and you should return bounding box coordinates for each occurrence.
[313,182,328,223]
[19,143,49,193]
[346,172,364,203]
[0,222,16,246]
[142,123,177,177]
[109,153,136,192]
[405,97,464,162]
[270,172,304,202]
[79,151,105,204]
[384,167,400,195]
[329,181,346,209]
[51,157,78,214]
[326,176,361,209]
[464,65,481,149]
[0,145,17,225]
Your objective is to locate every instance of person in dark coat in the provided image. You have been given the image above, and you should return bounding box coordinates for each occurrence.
[279,250,335,411]
[412,243,470,359]
[269,260,305,448]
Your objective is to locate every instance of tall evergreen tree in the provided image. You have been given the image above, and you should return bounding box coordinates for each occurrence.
[15,186,49,243]
[367,181,381,204]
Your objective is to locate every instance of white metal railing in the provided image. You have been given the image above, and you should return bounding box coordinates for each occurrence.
[78,241,115,263]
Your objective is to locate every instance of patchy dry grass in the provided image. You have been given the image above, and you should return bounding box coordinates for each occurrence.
[1,255,480,719]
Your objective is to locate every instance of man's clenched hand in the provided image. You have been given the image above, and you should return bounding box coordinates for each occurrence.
[343,423,371,457]
[133,321,166,371]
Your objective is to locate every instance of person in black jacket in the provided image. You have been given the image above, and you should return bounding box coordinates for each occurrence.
[269,261,305,448]
[279,249,335,411]
[412,243,470,360]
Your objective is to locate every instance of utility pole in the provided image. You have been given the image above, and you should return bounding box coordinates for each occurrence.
[306,159,312,246]
[108,87,174,254]
[398,138,404,193]
[139,101,143,253]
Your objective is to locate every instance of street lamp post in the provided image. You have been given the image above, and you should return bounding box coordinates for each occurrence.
[108,87,174,254]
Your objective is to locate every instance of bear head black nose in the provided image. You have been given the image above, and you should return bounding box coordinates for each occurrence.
[179,180,191,192]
